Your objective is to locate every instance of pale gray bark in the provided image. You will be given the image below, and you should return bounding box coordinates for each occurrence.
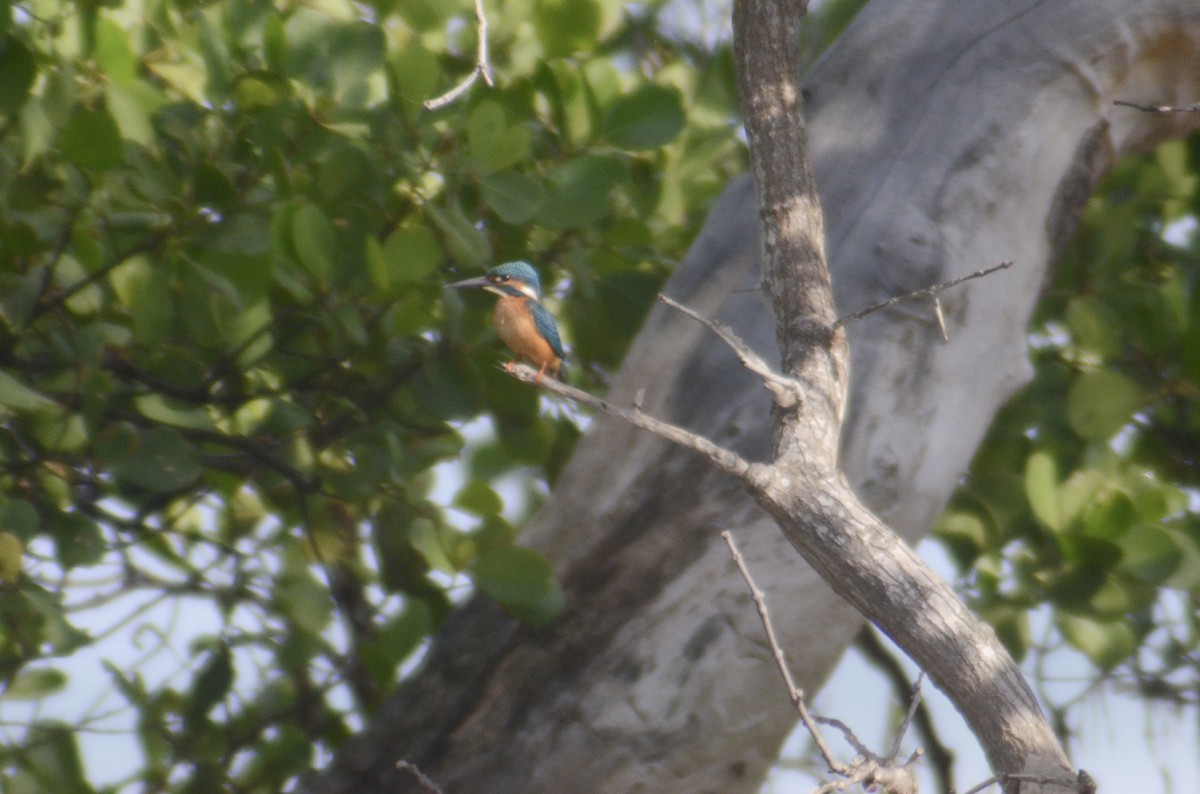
[304,1,1200,792]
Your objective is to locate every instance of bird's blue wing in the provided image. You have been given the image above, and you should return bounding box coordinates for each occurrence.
[529,300,566,360]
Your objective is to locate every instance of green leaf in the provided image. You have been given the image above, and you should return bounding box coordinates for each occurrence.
[59,105,123,170]
[0,531,21,583]
[425,203,489,267]
[52,512,105,569]
[114,427,202,493]
[290,204,336,286]
[369,225,441,290]
[1066,370,1146,440]
[602,84,686,150]
[0,499,40,542]
[1115,523,1182,583]
[318,144,377,202]
[274,570,333,634]
[454,479,503,516]
[1066,297,1120,357]
[1056,613,1136,670]
[472,544,557,607]
[2,667,67,699]
[233,70,292,112]
[934,511,987,569]
[1024,451,1060,531]
[188,644,234,721]
[536,154,629,229]
[480,171,545,225]
[95,17,137,86]
[534,0,601,58]
[1057,470,1106,530]
[0,33,36,113]
[263,13,288,72]
[136,394,217,431]
[468,101,531,172]
[7,722,89,792]
[0,370,58,413]
[388,42,439,119]
[330,22,386,97]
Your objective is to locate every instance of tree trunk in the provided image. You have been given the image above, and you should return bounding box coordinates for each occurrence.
[303,1,1200,792]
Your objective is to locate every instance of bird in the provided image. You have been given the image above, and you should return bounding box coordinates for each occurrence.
[448,261,565,383]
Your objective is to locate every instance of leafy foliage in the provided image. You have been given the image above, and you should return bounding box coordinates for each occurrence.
[0,0,744,789]
[937,137,1200,710]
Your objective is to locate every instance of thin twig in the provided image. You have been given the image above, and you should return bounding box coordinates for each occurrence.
[423,0,494,111]
[722,530,848,776]
[815,716,876,760]
[932,297,949,341]
[395,760,444,794]
[1114,99,1200,114]
[507,364,757,480]
[833,261,1013,328]
[890,673,925,760]
[658,293,803,407]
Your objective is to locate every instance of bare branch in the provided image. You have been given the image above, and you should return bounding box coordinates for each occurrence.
[833,261,1014,329]
[423,0,495,111]
[658,293,803,408]
[1114,99,1200,113]
[507,364,757,480]
[722,530,847,776]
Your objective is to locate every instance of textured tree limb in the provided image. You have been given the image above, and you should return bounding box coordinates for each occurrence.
[729,1,1075,791]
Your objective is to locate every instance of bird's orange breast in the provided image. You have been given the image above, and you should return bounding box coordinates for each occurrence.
[492,296,562,375]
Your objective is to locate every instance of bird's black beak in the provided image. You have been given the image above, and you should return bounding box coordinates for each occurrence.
[446,276,491,290]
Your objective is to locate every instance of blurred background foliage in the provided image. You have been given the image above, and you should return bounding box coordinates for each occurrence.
[935,139,1200,730]
[0,0,747,789]
[0,0,1196,790]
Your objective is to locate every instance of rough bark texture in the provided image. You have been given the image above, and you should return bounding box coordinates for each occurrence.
[303,1,1200,792]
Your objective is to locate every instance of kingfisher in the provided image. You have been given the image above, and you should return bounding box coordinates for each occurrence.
[448,261,565,382]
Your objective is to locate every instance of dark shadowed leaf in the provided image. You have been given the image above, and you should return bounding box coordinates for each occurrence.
[0,34,36,113]
[481,171,545,225]
[59,106,123,170]
[114,427,201,493]
[602,84,686,150]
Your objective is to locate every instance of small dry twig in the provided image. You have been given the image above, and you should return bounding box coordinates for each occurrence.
[723,529,924,794]
[395,760,443,794]
[834,261,1013,329]
[658,293,804,407]
[722,530,847,776]
[423,0,494,110]
[1114,99,1200,114]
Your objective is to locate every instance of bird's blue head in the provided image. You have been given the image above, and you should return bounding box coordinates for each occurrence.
[486,261,541,299]
[447,260,544,300]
